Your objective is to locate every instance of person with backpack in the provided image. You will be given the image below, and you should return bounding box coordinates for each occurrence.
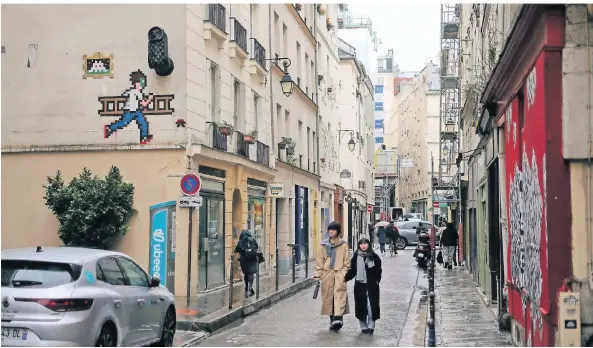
[439,222,459,270]
[234,229,259,297]
[385,221,400,254]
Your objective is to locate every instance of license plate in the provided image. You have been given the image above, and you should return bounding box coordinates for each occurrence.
[1,328,28,341]
[417,253,424,258]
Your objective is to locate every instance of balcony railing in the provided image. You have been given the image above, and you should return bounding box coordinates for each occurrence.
[256,141,270,167]
[251,38,266,69]
[235,131,250,159]
[211,123,228,151]
[207,4,227,32]
[231,18,247,52]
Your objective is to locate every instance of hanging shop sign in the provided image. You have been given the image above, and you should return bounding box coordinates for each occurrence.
[268,182,285,198]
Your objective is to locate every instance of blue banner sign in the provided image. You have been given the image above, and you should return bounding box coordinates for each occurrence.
[375,137,384,144]
[375,85,384,94]
[375,119,384,129]
[375,102,384,111]
[149,209,168,286]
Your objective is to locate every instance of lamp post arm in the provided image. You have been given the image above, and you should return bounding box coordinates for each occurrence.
[265,57,292,70]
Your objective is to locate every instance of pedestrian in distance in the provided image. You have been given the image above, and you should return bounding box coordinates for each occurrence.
[234,229,259,297]
[313,221,351,332]
[377,225,387,254]
[368,222,375,247]
[385,221,400,254]
[345,238,382,334]
[439,222,459,270]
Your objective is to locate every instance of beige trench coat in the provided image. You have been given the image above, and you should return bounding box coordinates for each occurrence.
[314,238,351,316]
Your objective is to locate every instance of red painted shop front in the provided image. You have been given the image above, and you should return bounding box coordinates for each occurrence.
[480,6,572,346]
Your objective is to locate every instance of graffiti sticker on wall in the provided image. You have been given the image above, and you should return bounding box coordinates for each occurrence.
[509,146,544,334]
[83,52,114,79]
[99,70,175,144]
[526,67,537,108]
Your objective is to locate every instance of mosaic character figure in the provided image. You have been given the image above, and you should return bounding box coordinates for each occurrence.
[104,70,154,144]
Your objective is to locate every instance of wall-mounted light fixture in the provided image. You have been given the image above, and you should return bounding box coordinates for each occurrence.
[345,193,353,203]
[339,129,356,152]
[266,57,294,97]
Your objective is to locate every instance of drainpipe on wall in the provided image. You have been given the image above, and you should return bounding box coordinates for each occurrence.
[314,5,321,256]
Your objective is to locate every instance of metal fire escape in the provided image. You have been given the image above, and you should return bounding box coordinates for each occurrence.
[434,3,461,223]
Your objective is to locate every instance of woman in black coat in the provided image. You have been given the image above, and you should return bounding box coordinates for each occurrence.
[234,229,259,297]
[345,237,382,334]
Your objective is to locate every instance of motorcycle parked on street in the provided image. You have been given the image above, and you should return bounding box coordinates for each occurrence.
[413,228,431,268]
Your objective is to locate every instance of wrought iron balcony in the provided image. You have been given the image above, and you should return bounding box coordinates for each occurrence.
[231,18,248,52]
[251,38,266,69]
[211,123,228,151]
[235,131,250,159]
[256,141,270,167]
[207,4,227,32]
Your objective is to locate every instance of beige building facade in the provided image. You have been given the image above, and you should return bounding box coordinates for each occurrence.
[385,63,441,219]
[1,3,341,296]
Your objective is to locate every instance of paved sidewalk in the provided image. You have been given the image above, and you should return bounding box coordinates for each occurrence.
[174,261,316,322]
[434,266,512,347]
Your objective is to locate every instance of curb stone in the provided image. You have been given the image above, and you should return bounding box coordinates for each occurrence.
[177,278,315,334]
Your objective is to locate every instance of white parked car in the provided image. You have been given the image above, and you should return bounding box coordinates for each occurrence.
[1,247,176,347]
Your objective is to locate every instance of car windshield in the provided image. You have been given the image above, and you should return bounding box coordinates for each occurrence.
[1,260,77,288]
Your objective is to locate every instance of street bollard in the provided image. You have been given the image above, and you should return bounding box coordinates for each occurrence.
[427,317,436,347]
[275,247,279,291]
[305,243,309,279]
[256,256,260,299]
[228,255,234,310]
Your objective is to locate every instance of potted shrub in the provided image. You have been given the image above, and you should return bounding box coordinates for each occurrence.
[279,137,292,150]
[295,3,302,11]
[317,5,326,15]
[286,154,298,166]
[286,144,296,155]
[244,130,257,144]
[326,17,334,31]
[216,121,234,136]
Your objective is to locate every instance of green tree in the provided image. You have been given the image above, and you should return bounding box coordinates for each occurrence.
[43,166,135,249]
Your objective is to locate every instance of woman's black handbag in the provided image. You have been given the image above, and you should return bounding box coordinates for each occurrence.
[256,252,265,264]
[436,250,443,264]
[313,281,321,299]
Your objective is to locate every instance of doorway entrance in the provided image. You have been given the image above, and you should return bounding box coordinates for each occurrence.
[198,193,226,291]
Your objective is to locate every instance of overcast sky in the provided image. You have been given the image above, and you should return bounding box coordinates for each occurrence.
[348,2,442,72]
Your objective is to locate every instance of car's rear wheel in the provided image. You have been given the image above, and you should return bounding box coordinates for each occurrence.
[96,323,117,347]
[395,237,407,250]
[154,307,176,347]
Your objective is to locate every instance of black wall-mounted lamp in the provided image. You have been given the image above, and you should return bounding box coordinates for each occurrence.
[345,193,353,203]
[266,57,294,97]
[148,26,174,77]
[339,129,356,152]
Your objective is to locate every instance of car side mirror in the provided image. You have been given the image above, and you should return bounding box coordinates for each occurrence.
[150,277,161,288]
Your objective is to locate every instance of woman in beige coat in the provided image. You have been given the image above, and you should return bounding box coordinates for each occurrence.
[314,221,351,332]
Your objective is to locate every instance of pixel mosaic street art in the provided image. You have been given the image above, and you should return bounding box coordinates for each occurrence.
[99,70,175,144]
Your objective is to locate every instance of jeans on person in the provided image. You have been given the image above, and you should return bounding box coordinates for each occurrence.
[109,110,149,138]
[442,245,456,265]
[243,273,254,292]
[379,243,385,253]
[358,289,375,330]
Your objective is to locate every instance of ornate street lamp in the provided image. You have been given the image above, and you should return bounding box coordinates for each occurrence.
[266,57,294,97]
[345,193,353,203]
[348,137,356,152]
[339,130,356,152]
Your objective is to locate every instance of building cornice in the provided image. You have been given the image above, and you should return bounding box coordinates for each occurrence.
[1,143,185,154]
[477,4,565,136]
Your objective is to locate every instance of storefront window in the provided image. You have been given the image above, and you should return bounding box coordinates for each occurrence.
[248,195,266,272]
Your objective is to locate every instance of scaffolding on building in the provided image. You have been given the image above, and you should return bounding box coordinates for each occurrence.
[434,3,462,224]
[337,3,381,51]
